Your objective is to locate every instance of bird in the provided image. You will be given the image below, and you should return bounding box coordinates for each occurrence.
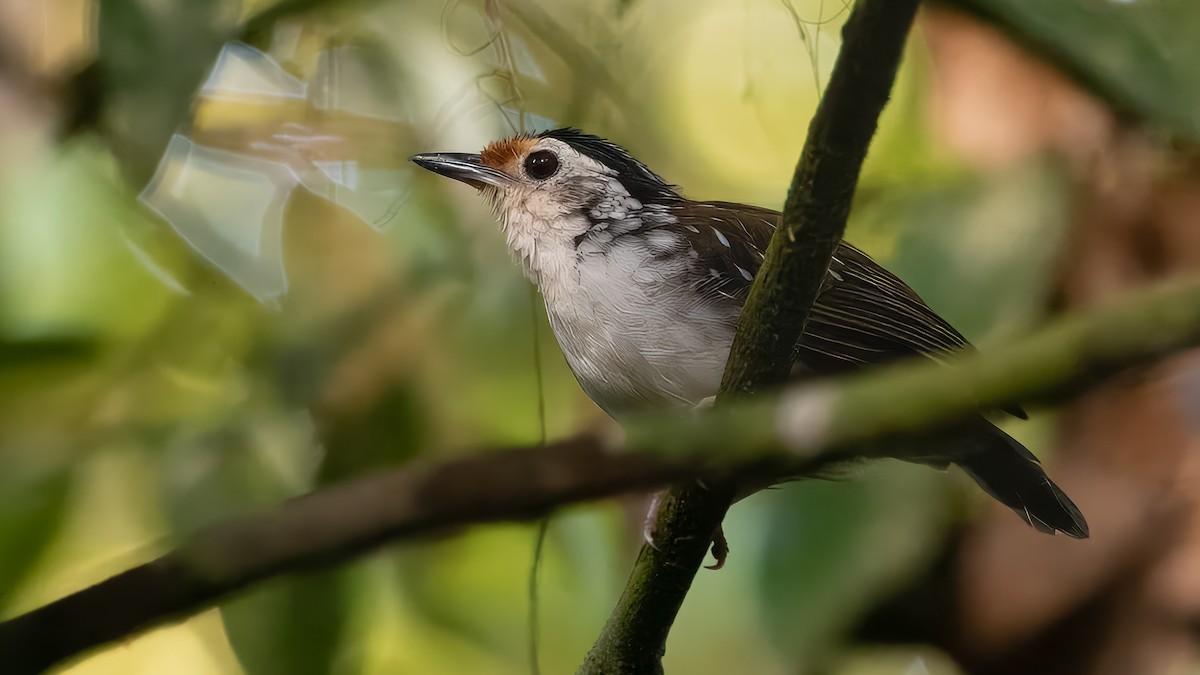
[410,127,1089,540]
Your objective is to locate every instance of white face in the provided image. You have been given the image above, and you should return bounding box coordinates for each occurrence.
[411,131,672,294]
[481,137,631,240]
[472,137,641,286]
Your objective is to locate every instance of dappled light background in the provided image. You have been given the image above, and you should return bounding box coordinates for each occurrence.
[1,1,1198,674]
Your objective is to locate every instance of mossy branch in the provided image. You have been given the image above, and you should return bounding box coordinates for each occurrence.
[4,276,1200,674]
[634,277,1200,460]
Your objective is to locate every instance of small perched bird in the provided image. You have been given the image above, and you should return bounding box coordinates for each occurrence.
[411,128,1089,539]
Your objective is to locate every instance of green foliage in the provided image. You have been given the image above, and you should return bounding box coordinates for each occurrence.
[0,465,73,610]
[0,336,96,373]
[221,571,354,675]
[393,512,625,674]
[95,0,229,181]
[963,0,1200,140]
[856,163,1069,345]
[757,466,945,661]
[155,412,348,674]
[2,0,1199,673]
[315,384,426,484]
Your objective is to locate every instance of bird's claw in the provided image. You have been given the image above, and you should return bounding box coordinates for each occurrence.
[642,491,729,570]
[641,491,663,550]
[703,525,729,570]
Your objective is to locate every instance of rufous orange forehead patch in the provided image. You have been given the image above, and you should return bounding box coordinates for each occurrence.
[480,134,538,174]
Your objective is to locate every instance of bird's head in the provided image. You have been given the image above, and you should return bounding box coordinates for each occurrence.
[411,129,680,282]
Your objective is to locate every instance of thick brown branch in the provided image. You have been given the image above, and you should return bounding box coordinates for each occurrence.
[0,439,687,675]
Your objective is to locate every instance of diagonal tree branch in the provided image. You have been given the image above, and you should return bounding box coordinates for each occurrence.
[3,275,1200,674]
[719,0,921,398]
[578,0,920,672]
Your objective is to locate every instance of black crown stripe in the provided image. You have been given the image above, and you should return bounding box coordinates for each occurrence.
[538,128,681,204]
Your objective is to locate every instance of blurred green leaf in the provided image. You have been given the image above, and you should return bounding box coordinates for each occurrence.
[241,0,386,46]
[852,161,1068,344]
[160,415,319,532]
[433,285,588,446]
[757,464,944,662]
[0,142,177,343]
[221,570,353,675]
[958,0,1200,140]
[93,0,398,183]
[389,509,629,673]
[393,527,535,662]
[0,466,73,609]
[315,384,427,485]
[154,414,350,673]
[0,336,96,372]
[96,0,228,182]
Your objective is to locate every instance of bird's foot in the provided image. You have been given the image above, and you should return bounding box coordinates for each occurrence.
[703,525,729,570]
[641,489,729,570]
[640,490,663,550]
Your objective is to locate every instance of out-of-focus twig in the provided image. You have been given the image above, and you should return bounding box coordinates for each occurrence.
[501,0,638,113]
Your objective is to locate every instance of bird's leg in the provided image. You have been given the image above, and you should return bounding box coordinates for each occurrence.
[639,395,728,562]
[704,525,729,570]
[640,486,730,570]
[692,394,727,568]
[640,490,664,551]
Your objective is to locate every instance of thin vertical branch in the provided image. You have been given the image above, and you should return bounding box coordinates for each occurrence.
[578,0,921,672]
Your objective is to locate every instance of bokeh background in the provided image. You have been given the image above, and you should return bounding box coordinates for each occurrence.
[2,1,1199,674]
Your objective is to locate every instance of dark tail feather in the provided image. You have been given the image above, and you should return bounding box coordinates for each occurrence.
[955,426,1090,539]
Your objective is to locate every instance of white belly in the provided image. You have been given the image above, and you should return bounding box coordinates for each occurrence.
[543,243,738,419]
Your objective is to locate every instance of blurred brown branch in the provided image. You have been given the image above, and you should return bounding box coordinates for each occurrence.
[502,0,637,113]
[579,0,921,672]
[4,273,1200,672]
[0,438,686,675]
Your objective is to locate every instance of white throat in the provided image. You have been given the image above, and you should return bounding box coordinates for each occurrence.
[482,187,588,305]
[504,212,582,301]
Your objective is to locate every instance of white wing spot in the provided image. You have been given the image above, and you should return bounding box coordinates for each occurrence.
[736,265,753,281]
[712,228,731,248]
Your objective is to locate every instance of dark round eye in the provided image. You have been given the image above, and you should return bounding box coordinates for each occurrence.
[524,150,560,180]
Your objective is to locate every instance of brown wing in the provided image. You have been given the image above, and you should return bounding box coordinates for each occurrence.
[669,201,1026,418]
[803,242,973,371]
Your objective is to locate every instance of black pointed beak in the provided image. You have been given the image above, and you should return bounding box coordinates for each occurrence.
[409,153,511,189]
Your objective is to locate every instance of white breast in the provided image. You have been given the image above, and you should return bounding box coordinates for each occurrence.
[543,236,739,419]
[487,173,737,419]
